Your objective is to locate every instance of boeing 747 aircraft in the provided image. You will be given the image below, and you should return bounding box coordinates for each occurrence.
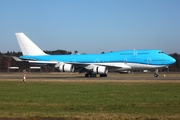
[14,33,176,77]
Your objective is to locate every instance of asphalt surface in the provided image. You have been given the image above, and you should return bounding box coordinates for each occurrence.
[0,72,180,81]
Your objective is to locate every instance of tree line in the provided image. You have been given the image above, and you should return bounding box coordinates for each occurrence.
[0,50,180,72]
[0,50,72,72]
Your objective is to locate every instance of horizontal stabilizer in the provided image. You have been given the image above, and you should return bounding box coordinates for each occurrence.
[13,56,22,61]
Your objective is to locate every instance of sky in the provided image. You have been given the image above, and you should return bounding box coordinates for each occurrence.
[0,0,180,54]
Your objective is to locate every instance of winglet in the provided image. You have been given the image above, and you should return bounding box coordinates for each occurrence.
[15,33,47,56]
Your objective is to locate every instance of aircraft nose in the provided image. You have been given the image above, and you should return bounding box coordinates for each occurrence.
[170,57,176,64]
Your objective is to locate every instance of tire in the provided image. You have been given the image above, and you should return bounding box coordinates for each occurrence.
[154,73,158,77]
[100,74,107,77]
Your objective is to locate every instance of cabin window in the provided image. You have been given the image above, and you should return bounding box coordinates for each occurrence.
[138,53,149,54]
[120,53,133,55]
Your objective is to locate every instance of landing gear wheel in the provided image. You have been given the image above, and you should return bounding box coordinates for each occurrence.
[93,74,97,77]
[100,74,107,77]
[154,69,159,77]
[85,73,97,77]
[85,74,88,77]
[154,73,158,77]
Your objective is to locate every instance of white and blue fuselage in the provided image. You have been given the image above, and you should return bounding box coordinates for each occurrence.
[15,33,176,77]
[20,50,175,72]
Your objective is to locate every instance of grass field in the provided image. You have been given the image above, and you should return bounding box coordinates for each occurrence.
[0,78,180,120]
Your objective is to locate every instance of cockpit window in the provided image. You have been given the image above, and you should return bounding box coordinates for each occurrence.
[158,51,164,54]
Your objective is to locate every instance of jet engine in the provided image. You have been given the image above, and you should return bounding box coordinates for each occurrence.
[59,64,74,72]
[93,66,108,74]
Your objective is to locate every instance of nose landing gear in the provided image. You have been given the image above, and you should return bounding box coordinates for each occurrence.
[154,69,159,77]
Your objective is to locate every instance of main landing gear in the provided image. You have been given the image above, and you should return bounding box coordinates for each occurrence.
[100,74,107,77]
[154,69,159,77]
[85,73,97,77]
[85,72,107,77]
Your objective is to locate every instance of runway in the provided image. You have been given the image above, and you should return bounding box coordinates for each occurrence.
[0,72,180,81]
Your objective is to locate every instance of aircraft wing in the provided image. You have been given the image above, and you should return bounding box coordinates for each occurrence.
[13,57,58,64]
[13,57,131,71]
[28,60,58,64]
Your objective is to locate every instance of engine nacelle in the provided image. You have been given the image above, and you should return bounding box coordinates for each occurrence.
[93,66,108,74]
[59,64,74,72]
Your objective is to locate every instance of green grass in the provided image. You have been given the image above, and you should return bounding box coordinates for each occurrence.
[0,81,180,120]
